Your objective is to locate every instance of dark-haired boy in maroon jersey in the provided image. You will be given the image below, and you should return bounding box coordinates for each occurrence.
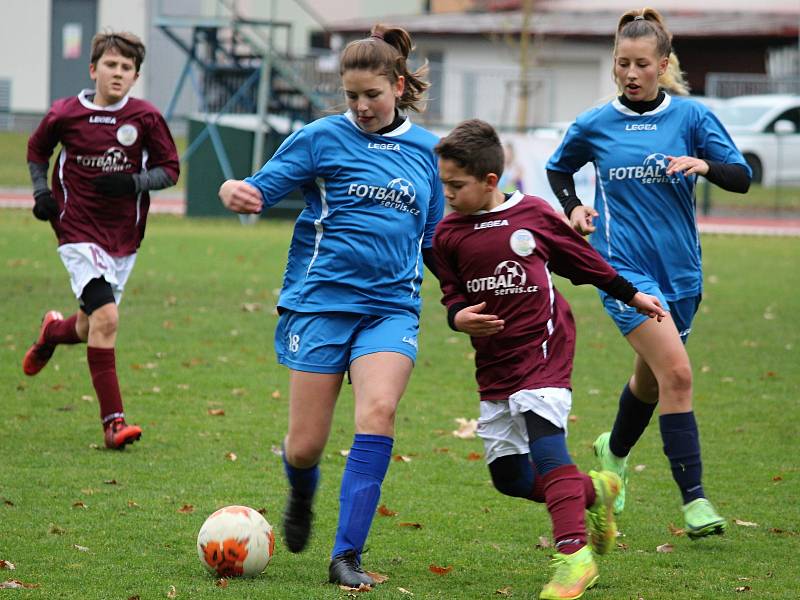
[24,31,179,449]
[432,119,664,599]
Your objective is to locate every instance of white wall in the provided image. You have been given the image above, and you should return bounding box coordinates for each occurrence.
[97,0,149,98]
[0,0,50,113]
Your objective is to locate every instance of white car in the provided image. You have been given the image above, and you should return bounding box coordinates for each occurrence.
[712,94,800,186]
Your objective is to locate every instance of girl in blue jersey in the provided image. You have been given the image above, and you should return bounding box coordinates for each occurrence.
[546,8,751,540]
[219,24,443,588]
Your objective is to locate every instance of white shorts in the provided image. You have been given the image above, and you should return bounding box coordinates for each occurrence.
[477,387,573,464]
[57,243,137,305]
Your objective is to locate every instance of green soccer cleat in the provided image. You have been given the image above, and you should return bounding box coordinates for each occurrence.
[593,432,628,515]
[539,545,599,600]
[682,498,727,540]
[587,470,622,555]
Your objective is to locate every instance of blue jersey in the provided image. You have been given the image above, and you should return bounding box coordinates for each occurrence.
[547,94,749,301]
[245,112,444,317]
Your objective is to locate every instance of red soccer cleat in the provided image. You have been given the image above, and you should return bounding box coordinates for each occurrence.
[104,418,143,450]
[22,310,64,376]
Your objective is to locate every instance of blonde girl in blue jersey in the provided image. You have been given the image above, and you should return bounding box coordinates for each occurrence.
[219,24,443,588]
[546,7,751,542]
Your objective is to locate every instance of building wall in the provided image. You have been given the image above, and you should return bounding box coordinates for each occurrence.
[0,0,51,113]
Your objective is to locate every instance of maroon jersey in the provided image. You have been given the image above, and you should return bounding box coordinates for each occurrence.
[27,90,180,256]
[433,192,619,401]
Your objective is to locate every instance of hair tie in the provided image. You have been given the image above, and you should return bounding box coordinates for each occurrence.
[370,32,384,41]
[633,15,645,20]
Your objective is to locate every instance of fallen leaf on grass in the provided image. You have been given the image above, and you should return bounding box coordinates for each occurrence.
[177,504,194,514]
[656,543,674,553]
[241,302,264,312]
[338,582,372,592]
[2,498,14,506]
[378,505,398,517]
[735,586,752,592]
[634,464,647,473]
[772,475,783,482]
[1,580,40,589]
[393,455,412,463]
[231,388,245,396]
[434,448,449,453]
[167,584,177,598]
[48,524,66,535]
[668,523,685,536]
[128,500,140,508]
[452,418,478,439]
[535,536,551,549]
[364,571,388,584]
[271,389,282,399]
[225,452,238,462]
[72,501,87,509]
[177,384,190,390]
[398,522,422,529]
[397,588,413,595]
[339,449,350,457]
[495,586,512,595]
[207,409,225,416]
[0,560,15,570]
[734,519,758,527]
[466,452,482,461]
[215,579,228,588]
[568,415,578,423]
[616,542,629,550]
[429,564,453,575]
[73,545,89,552]
[103,479,117,485]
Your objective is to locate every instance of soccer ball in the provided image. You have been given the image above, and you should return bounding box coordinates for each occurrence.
[197,505,275,577]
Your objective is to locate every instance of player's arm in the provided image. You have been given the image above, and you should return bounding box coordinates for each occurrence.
[546,169,597,235]
[27,110,61,221]
[219,179,264,214]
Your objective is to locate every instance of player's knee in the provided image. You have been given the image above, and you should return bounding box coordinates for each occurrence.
[662,362,693,395]
[488,456,532,498]
[284,442,324,468]
[356,398,397,431]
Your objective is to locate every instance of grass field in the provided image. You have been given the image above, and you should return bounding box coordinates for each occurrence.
[1,210,798,599]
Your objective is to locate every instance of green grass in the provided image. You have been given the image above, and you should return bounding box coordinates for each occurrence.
[1,210,798,599]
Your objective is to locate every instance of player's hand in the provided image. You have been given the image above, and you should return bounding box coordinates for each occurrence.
[92,173,136,197]
[32,189,59,221]
[569,205,598,235]
[454,302,505,337]
[219,179,263,214]
[665,155,709,177]
[629,292,666,322]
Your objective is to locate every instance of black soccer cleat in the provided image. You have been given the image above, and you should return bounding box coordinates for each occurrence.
[282,488,314,553]
[328,549,375,588]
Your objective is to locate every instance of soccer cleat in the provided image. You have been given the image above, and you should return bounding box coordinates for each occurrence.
[539,545,599,600]
[22,310,64,376]
[587,470,622,555]
[328,549,375,588]
[682,498,727,540]
[282,488,314,553]
[103,418,142,450]
[593,432,628,515]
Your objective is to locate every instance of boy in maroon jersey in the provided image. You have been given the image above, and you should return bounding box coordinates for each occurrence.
[24,31,180,449]
[433,119,664,600]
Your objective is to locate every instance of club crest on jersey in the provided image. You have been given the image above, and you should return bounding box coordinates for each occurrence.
[75,146,131,172]
[348,178,420,215]
[466,260,539,296]
[607,152,680,184]
[116,124,138,146]
[509,229,535,257]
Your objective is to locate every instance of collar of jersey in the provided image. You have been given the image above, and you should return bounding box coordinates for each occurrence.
[344,110,412,137]
[473,190,524,215]
[611,92,672,117]
[78,89,130,112]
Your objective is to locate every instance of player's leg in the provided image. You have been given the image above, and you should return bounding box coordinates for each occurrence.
[327,314,415,587]
[275,310,347,554]
[626,308,725,538]
[22,304,85,376]
[81,278,141,449]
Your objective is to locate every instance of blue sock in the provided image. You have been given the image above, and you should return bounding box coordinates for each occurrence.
[609,383,657,457]
[282,447,320,498]
[659,412,705,504]
[332,433,393,560]
[529,433,572,476]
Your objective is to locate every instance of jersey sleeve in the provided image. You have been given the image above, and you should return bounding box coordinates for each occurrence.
[244,127,315,209]
[422,176,445,248]
[432,226,469,310]
[143,111,180,184]
[27,105,62,165]
[546,120,593,174]
[694,106,752,177]
[537,200,618,286]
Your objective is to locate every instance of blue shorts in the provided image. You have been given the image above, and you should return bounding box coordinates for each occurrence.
[274,310,419,374]
[599,274,701,343]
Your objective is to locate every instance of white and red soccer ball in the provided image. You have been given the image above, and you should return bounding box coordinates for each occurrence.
[197,505,275,577]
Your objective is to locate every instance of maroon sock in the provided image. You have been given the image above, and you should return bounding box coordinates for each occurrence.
[528,462,546,503]
[45,313,82,345]
[543,464,588,555]
[582,472,596,508]
[87,346,124,423]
